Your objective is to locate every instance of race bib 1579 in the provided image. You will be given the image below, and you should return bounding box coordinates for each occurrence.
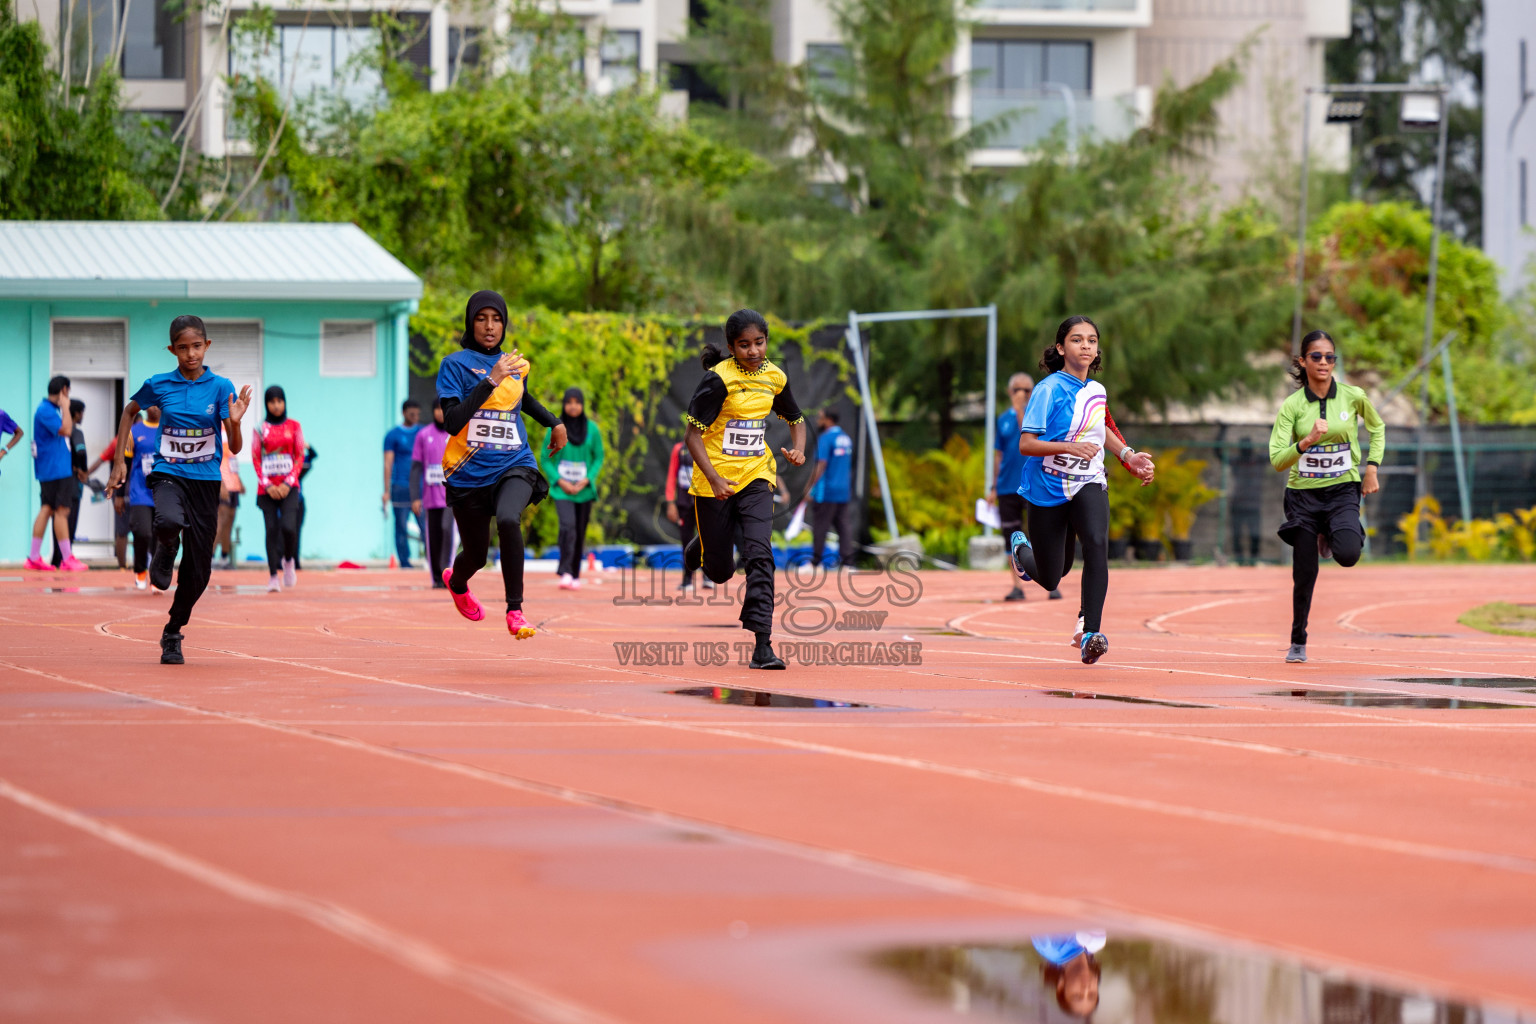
[159,427,217,464]
[467,411,523,451]
[1299,442,1352,479]
[722,419,766,458]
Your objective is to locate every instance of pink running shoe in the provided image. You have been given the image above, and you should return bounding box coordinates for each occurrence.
[23,557,50,571]
[443,569,484,621]
[506,609,536,640]
[60,556,89,572]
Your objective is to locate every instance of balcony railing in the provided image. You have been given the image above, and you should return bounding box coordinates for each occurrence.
[971,90,1136,150]
[978,0,1137,10]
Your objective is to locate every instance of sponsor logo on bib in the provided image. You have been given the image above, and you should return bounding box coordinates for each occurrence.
[722,419,766,458]
[467,410,523,451]
[677,465,693,489]
[1299,442,1352,479]
[159,427,217,464]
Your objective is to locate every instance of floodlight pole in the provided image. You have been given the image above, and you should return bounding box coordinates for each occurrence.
[983,304,998,536]
[1291,89,1313,357]
[1416,98,1451,501]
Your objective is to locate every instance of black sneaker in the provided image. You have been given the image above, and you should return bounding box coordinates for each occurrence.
[749,641,786,670]
[683,536,702,577]
[160,632,185,665]
[1048,589,1064,600]
[1003,587,1026,602]
[149,539,176,591]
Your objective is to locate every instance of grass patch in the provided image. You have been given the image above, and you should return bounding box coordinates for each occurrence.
[1459,602,1536,639]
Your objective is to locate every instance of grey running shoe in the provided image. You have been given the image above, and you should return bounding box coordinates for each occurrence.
[1003,587,1026,602]
[1285,643,1307,663]
[1048,589,1064,600]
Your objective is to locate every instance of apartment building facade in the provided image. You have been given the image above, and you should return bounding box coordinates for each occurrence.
[1484,0,1536,287]
[17,0,1347,189]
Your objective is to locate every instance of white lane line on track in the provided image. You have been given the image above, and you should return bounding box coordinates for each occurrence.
[12,645,1536,877]
[14,658,1536,1018]
[1145,597,1268,634]
[0,773,619,1024]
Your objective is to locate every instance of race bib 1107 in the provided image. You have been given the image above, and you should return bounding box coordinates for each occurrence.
[159,427,217,464]
[467,410,523,451]
[1299,442,1352,479]
[722,419,766,458]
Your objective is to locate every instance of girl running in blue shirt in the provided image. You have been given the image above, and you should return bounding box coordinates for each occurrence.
[1009,316,1155,664]
[109,316,253,664]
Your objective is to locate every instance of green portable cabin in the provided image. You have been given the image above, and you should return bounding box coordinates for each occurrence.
[0,222,422,566]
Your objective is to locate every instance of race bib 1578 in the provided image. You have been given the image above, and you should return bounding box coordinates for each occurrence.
[1299,442,1352,479]
[722,419,766,458]
[467,411,523,451]
[159,427,217,464]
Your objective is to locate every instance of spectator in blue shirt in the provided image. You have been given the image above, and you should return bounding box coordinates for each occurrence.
[26,376,79,571]
[382,399,423,568]
[991,372,1060,602]
[50,398,89,568]
[0,406,24,475]
[805,409,857,567]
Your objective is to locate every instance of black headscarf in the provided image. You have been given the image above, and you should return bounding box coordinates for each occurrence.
[264,385,287,424]
[461,290,509,351]
[560,386,588,446]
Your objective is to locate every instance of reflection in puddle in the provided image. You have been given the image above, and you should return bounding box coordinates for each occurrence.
[670,686,872,709]
[1270,690,1531,710]
[1045,691,1213,709]
[875,931,1494,1022]
[1386,677,1536,689]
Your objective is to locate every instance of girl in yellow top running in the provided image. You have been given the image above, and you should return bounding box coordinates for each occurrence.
[682,309,806,669]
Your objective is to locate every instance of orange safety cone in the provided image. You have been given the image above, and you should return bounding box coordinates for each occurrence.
[388,554,397,569]
[587,551,598,575]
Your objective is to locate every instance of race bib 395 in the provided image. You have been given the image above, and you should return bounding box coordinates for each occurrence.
[467,411,523,451]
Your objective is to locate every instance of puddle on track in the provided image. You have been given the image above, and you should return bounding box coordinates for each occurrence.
[1269,689,1533,709]
[1385,676,1536,689]
[873,931,1503,1022]
[669,686,875,709]
[1044,691,1214,709]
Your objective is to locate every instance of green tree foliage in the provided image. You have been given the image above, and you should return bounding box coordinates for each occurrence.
[0,0,161,219]
[1302,200,1530,420]
[1325,0,1482,240]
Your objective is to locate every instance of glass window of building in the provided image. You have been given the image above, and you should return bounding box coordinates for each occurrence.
[602,30,640,90]
[60,0,184,80]
[970,39,1091,94]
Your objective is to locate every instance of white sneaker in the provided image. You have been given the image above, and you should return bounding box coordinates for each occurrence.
[282,558,296,588]
[267,574,282,593]
[558,573,575,590]
[134,571,148,591]
[1070,615,1085,646]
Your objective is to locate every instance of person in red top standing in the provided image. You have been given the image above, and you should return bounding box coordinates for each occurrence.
[252,385,305,593]
[664,437,704,593]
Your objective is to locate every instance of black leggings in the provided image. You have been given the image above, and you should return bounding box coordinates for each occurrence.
[694,479,775,634]
[425,507,455,584]
[256,490,300,575]
[1025,487,1110,634]
[151,475,220,635]
[128,504,157,574]
[556,500,593,578]
[448,472,538,612]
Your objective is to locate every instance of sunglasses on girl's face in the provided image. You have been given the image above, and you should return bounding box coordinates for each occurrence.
[1306,352,1338,364]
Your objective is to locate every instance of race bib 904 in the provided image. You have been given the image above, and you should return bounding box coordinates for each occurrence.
[160,427,217,464]
[1299,442,1352,479]
[425,464,445,486]
[467,410,523,451]
[722,419,766,458]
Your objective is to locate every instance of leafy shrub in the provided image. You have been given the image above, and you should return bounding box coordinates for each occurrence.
[1395,495,1536,561]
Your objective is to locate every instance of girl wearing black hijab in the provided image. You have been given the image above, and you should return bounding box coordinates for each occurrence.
[252,385,306,592]
[538,386,605,589]
[436,291,565,639]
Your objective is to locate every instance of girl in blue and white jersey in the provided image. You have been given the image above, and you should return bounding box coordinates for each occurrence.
[1008,316,1155,664]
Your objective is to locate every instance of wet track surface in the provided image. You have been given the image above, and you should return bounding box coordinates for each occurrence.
[2,562,1535,1022]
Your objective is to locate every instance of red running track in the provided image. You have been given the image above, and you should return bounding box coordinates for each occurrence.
[1,561,1534,1021]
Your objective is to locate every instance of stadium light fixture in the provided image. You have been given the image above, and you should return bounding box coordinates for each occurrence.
[1324,96,1367,123]
[1399,92,1444,132]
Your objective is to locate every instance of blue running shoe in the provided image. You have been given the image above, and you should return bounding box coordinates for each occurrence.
[1080,632,1108,665]
[1008,531,1035,582]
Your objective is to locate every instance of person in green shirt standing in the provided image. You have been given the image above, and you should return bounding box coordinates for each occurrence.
[1269,330,1385,664]
[540,387,604,590]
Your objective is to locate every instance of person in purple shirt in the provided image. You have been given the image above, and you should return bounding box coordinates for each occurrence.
[0,407,23,476]
[410,404,455,588]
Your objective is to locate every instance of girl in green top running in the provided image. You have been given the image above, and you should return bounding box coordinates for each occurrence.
[539,387,605,590]
[1269,330,1385,664]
